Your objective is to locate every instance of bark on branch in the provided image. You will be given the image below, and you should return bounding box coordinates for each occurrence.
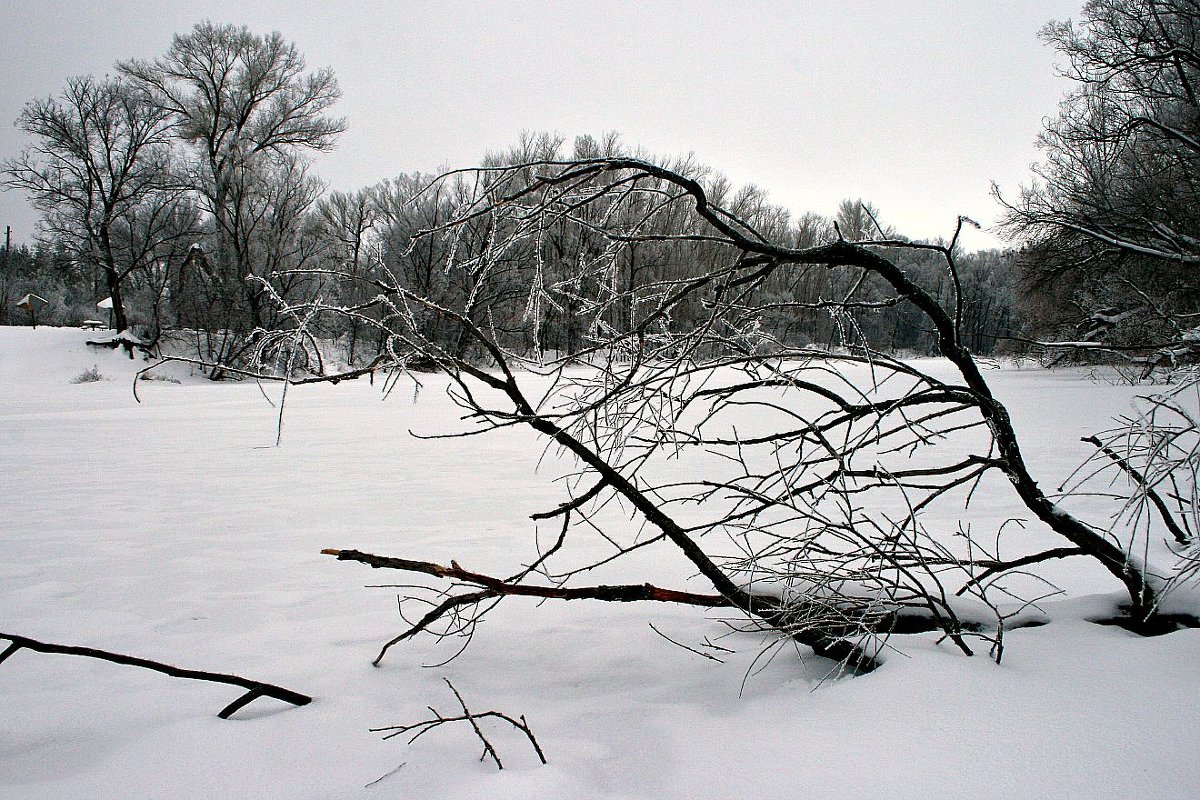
[323,548,733,606]
[322,548,881,672]
[0,632,312,719]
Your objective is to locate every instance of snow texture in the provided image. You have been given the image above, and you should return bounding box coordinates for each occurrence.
[1,328,1198,799]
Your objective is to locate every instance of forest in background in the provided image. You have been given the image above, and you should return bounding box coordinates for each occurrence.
[1,0,1197,375]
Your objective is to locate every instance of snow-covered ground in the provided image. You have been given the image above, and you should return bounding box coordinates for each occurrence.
[1,327,1198,799]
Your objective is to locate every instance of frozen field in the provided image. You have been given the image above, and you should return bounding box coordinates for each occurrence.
[1,327,1198,799]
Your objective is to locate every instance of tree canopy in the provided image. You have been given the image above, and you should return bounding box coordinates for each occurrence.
[1000,0,1200,360]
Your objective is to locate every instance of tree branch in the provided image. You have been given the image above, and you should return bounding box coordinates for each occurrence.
[323,548,881,672]
[0,632,312,719]
[322,548,733,607]
[1083,435,1192,545]
[955,548,1088,595]
[370,677,546,770]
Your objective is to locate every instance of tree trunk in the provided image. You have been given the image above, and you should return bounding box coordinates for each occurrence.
[99,224,129,332]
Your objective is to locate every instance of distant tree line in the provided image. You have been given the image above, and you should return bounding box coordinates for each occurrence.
[7,4,1194,372]
[0,240,96,327]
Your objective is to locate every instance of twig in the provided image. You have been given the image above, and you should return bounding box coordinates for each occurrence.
[373,589,496,666]
[364,762,406,788]
[370,678,547,770]
[648,622,726,662]
[529,478,609,520]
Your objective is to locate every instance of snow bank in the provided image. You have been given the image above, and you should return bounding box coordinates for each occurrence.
[1,327,1198,799]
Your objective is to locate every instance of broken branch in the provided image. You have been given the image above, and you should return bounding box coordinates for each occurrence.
[370,677,546,770]
[0,632,312,719]
[323,547,882,673]
[322,548,733,606]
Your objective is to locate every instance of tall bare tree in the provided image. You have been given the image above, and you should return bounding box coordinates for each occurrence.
[3,75,181,332]
[119,22,345,346]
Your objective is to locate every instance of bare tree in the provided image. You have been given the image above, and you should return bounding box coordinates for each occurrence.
[311,188,379,364]
[999,0,1200,361]
[119,22,345,358]
[3,75,182,332]
[117,193,204,338]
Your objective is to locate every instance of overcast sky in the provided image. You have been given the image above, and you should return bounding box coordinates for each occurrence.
[2,0,1083,250]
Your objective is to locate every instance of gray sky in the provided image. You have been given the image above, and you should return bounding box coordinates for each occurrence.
[2,0,1082,250]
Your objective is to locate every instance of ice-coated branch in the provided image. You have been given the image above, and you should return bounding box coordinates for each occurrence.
[322,548,882,672]
[1083,435,1193,546]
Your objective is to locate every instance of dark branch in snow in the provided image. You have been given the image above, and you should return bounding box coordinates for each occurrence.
[322,548,882,672]
[323,548,733,606]
[0,632,312,718]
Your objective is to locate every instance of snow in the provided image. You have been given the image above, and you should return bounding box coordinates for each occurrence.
[2,327,1199,799]
[1033,340,1109,348]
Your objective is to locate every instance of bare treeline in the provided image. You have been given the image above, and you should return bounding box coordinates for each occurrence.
[9,3,1199,373]
[318,132,1021,367]
[2,24,1018,366]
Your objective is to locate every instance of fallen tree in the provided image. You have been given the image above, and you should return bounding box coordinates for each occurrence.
[255,157,1196,671]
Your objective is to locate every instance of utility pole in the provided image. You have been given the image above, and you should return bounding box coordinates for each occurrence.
[1,226,9,326]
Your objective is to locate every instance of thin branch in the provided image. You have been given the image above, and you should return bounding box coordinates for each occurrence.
[955,548,1088,595]
[1082,435,1192,545]
[370,677,546,770]
[0,632,311,719]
